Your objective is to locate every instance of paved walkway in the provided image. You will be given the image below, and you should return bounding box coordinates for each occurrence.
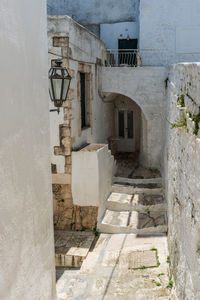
[56,233,177,300]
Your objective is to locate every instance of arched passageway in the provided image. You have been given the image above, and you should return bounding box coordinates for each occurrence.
[103,93,148,177]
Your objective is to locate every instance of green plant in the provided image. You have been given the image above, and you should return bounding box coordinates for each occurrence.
[191,113,200,136]
[156,282,161,287]
[152,279,162,287]
[167,256,170,264]
[187,110,192,118]
[173,178,176,182]
[167,276,173,288]
[151,248,160,267]
[141,266,147,270]
[170,114,188,132]
[93,228,100,237]
[158,273,165,277]
[177,94,185,107]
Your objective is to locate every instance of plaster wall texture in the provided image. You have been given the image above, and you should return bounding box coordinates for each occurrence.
[47,0,139,25]
[47,0,139,49]
[140,0,200,66]
[48,16,115,230]
[72,144,114,220]
[165,63,200,300]
[100,21,139,50]
[0,1,56,299]
[101,67,168,169]
[48,16,114,172]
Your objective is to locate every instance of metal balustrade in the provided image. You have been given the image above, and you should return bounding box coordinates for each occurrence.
[104,49,141,67]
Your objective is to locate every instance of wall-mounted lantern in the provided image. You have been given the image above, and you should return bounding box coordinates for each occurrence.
[49,60,72,113]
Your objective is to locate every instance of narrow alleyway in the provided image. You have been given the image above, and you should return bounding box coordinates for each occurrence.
[56,173,177,300]
[56,233,176,300]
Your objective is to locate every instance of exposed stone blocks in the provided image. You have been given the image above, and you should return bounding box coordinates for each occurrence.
[72,206,98,231]
[53,184,98,230]
[49,30,99,232]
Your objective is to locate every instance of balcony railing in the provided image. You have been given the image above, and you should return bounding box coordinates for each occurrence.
[104,49,141,67]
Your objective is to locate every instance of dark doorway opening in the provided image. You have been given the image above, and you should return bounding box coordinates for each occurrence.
[118,39,138,66]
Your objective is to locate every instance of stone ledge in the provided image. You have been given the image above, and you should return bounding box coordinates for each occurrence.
[52,174,71,184]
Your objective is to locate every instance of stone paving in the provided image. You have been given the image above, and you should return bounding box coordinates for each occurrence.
[55,231,95,267]
[56,233,177,300]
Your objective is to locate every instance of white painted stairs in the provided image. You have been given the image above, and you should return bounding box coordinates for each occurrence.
[97,176,168,234]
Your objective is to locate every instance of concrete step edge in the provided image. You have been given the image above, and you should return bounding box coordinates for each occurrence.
[113,176,163,184]
[112,185,163,195]
[105,202,167,212]
[97,223,168,234]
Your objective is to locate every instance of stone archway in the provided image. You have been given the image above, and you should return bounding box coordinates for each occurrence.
[102,92,148,176]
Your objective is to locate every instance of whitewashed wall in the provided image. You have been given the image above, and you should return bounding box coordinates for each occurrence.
[47,0,139,49]
[165,63,200,300]
[100,21,139,50]
[72,144,114,220]
[140,0,200,66]
[48,16,114,173]
[101,66,168,169]
[0,1,56,299]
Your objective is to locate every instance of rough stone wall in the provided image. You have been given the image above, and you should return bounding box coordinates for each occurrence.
[165,63,200,300]
[0,0,56,299]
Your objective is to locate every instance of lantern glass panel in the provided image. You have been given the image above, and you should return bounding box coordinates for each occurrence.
[55,69,62,76]
[49,80,53,100]
[52,78,62,100]
[62,78,71,100]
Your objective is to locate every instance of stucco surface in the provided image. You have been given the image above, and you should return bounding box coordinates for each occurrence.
[0,1,56,299]
[140,0,200,66]
[165,63,200,300]
[72,144,114,220]
[100,21,139,50]
[47,0,139,24]
[101,67,168,168]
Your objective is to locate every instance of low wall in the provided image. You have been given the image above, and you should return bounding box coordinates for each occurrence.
[72,144,114,221]
[165,63,200,300]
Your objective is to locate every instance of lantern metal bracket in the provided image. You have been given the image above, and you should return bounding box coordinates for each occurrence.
[50,108,60,114]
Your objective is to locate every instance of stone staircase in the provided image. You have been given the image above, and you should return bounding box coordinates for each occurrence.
[97,176,168,234]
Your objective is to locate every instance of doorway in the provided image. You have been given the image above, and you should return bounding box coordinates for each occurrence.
[117,109,134,152]
[118,39,138,66]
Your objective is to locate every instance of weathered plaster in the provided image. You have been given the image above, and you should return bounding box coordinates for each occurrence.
[101,66,168,168]
[0,0,56,299]
[48,16,115,230]
[140,0,200,66]
[47,0,139,25]
[165,63,200,300]
[72,144,114,220]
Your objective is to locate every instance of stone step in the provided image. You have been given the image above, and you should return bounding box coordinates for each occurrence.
[135,287,170,300]
[97,209,167,234]
[113,176,163,185]
[54,230,95,268]
[112,183,163,195]
[106,192,167,212]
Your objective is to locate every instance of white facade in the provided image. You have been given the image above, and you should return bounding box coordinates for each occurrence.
[0,1,56,299]
[101,67,168,168]
[47,0,139,49]
[140,0,200,66]
[100,21,139,51]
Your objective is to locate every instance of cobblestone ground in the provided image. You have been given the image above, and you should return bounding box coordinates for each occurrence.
[56,233,177,300]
